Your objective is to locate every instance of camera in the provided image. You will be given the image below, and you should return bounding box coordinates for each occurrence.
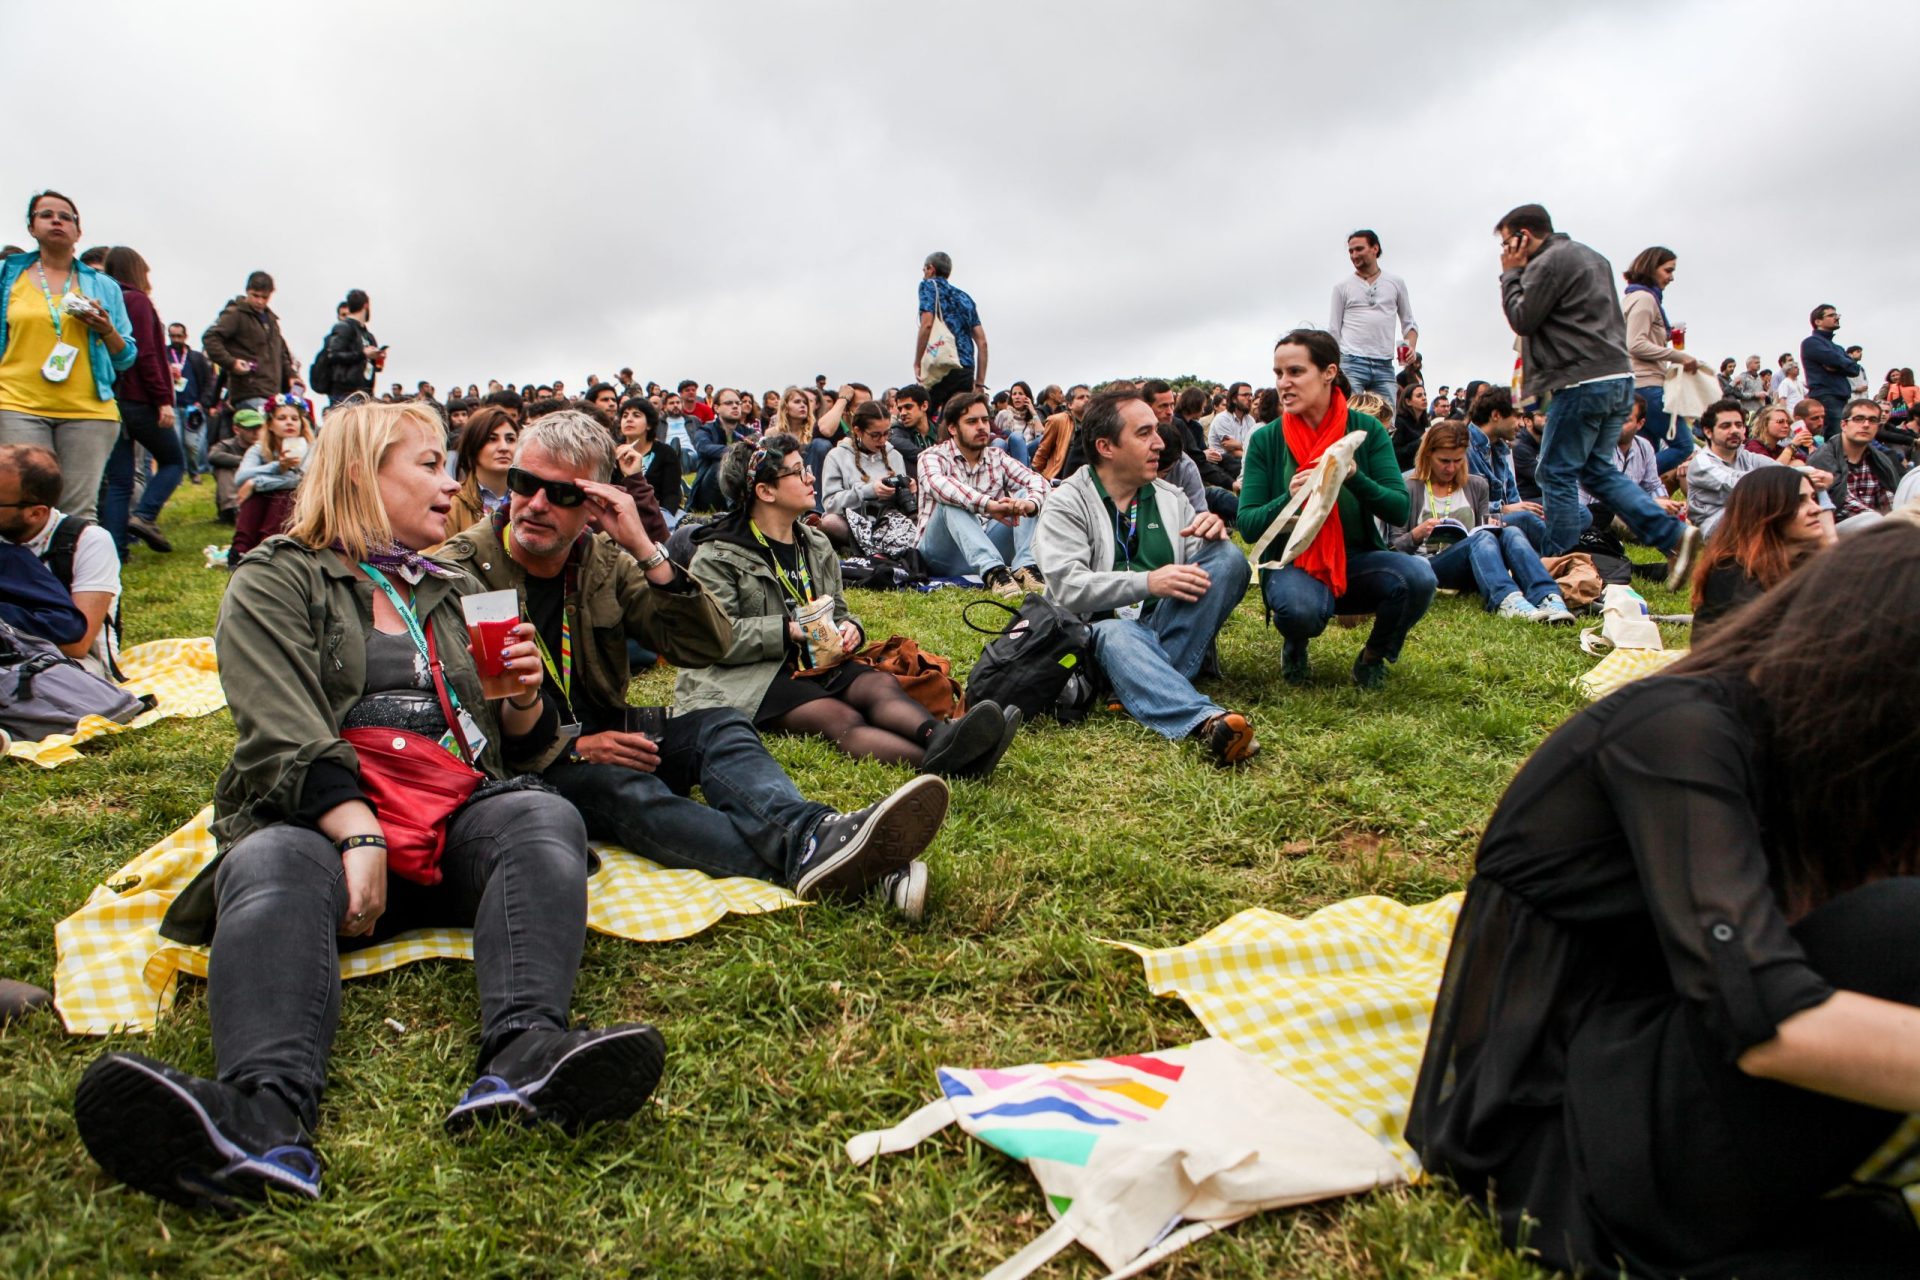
[880,475,917,516]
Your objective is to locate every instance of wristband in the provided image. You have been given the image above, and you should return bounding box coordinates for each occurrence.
[507,689,541,710]
[337,834,387,854]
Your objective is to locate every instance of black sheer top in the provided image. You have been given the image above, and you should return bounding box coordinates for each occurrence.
[1408,673,1834,1184]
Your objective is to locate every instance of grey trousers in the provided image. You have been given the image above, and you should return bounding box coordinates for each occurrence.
[0,410,121,519]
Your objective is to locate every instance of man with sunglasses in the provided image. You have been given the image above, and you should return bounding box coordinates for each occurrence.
[441,412,948,917]
[1809,399,1907,531]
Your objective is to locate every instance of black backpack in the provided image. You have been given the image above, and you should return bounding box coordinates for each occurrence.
[962,594,1098,724]
[306,336,335,396]
[42,516,128,683]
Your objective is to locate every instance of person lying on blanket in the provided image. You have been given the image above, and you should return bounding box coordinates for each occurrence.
[70,400,654,1210]
[437,410,951,923]
[1409,522,1920,1279]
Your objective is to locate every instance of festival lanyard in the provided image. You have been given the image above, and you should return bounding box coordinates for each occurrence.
[34,260,74,339]
[1113,497,1140,570]
[360,564,475,767]
[751,522,814,607]
[1424,482,1460,523]
[500,524,572,702]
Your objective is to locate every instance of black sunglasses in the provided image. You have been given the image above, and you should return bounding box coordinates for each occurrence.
[506,466,588,508]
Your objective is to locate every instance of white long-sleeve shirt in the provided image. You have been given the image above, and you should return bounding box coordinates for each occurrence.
[1329,271,1417,359]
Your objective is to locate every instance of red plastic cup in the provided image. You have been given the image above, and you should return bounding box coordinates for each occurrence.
[462,590,523,700]
[1670,322,1686,351]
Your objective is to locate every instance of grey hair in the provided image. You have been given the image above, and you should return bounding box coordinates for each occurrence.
[924,250,952,278]
[514,409,613,482]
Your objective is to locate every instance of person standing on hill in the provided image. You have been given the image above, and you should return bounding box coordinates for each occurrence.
[202,270,293,412]
[914,251,987,418]
[1329,229,1418,412]
[322,289,381,406]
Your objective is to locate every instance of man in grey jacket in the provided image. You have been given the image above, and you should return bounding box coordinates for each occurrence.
[1032,390,1256,767]
[1495,203,1700,587]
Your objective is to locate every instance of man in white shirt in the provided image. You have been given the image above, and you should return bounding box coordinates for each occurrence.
[1686,400,1779,536]
[1328,229,1418,412]
[1773,354,1806,415]
[1206,382,1261,477]
[0,445,122,679]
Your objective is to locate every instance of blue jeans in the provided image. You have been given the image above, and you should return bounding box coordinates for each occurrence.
[1341,354,1399,411]
[1260,548,1436,663]
[917,501,1037,576]
[993,434,1033,466]
[177,405,207,476]
[1495,508,1547,550]
[100,402,185,554]
[1090,540,1250,739]
[1635,384,1695,474]
[1537,377,1682,557]
[543,707,829,886]
[1428,525,1560,611]
[804,437,835,507]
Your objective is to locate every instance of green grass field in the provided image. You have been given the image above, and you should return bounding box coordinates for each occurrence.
[0,481,1690,1277]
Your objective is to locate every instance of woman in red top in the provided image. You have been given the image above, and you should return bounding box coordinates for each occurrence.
[98,246,184,557]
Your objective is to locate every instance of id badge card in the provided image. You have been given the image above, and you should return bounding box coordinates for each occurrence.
[450,707,491,761]
[42,341,79,383]
[1116,603,1144,622]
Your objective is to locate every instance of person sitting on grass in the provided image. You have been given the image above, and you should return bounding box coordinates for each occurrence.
[617,395,683,529]
[1687,398,1788,539]
[444,403,518,533]
[1411,523,1920,1279]
[1388,421,1575,624]
[1237,328,1436,689]
[208,407,262,524]
[71,399,669,1212]
[1808,397,1908,534]
[820,400,918,560]
[681,434,1019,779]
[230,394,316,559]
[915,391,1049,598]
[1033,389,1258,766]
[0,444,124,677]
[1691,465,1832,641]
[440,413,947,921]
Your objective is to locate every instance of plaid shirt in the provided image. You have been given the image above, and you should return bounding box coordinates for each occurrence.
[915,439,1048,535]
[1842,457,1887,518]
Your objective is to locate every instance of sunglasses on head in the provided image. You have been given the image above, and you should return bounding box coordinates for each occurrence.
[506,466,588,508]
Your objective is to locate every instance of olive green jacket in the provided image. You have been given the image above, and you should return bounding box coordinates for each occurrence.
[673,524,852,716]
[437,518,734,771]
[163,536,531,943]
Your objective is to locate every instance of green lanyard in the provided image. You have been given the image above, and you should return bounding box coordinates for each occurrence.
[34,259,74,339]
[360,563,465,720]
[501,525,571,701]
[751,522,814,607]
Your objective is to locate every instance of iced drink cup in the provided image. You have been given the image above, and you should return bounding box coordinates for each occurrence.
[462,589,523,701]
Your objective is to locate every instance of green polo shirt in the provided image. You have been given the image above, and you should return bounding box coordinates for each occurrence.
[1090,471,1175,614]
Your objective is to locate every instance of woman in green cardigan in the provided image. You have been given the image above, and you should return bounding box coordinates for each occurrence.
[1236,328,1437,688]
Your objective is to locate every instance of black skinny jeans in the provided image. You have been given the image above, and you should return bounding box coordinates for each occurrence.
[206,789,589,1129]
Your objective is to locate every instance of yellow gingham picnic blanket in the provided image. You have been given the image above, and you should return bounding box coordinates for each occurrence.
[54,805,801,1034]
[1114,893,1463,1176]
[5,637,226,768]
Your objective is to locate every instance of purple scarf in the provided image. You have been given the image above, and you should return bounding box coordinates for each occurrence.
[1624,282,1670,334]
[333,540,458,583]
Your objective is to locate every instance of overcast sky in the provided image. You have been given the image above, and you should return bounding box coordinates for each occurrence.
[13,1,1917,397]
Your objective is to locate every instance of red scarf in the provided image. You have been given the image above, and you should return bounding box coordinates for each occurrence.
[1279,387,1351,596]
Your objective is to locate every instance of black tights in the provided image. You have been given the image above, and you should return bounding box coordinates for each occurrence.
[770,670,934,766]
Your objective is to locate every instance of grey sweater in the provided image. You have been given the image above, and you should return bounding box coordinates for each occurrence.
[1501,233,1632,402]
[818,438,907,515]
[1387,473,1491,553]
[1033,468,1203,615]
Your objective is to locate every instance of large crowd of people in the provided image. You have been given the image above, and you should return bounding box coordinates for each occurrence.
[5,187,1920,1278]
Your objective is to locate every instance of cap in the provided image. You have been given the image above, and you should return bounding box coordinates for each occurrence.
[233,408,265,429]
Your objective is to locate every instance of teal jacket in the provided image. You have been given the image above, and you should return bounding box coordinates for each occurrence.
[0,252,137,404]
[1235,411,1410,555]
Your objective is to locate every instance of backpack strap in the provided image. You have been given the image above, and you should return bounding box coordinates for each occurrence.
[39,516,129,684]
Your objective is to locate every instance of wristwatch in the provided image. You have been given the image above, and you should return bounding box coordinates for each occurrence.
[640,546,670,571]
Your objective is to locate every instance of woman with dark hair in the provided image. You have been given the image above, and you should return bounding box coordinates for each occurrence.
[1690,466,1831,639]
[616,396,682,526]
[72,401,660,1210]
[678,433,1016,776]
[1622,245,1700,473]
[97,246,186,557]
[992,380,1041,466]
[1253,387,1280,426]
[1411,522,1920,1278]
[1390,381,1430,470]
[1389,420,1574,622]
[444,404,517,533]
[1236,328,1435,688]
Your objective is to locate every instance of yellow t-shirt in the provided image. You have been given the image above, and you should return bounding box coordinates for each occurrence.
[0,269,119,421]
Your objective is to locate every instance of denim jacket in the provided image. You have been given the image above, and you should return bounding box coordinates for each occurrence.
[0,252,137,404]
[1467,423,1522,508]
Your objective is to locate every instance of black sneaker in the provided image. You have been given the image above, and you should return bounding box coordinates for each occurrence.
[1352,654,1389,690]
[74,1053,320,1210]
[446,1023,666,1135]
[920,701,1007,776]
[1198,712,1259,767]
[126,514,174,553]
[948,704,1022,780]
[793,774,950,902]
[881,860,930,922]
[1282,638,1311,686]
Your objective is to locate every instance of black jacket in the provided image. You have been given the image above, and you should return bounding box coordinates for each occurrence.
[324,318,378,395]
[1174,415,1231,488]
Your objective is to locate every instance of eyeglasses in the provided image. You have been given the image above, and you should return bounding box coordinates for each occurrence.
[772,465,809,481]
[505,466,588,507]
[32,209,78,224]
[1844,413,1883,425]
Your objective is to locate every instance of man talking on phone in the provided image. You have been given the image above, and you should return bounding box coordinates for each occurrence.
[441,411,949,919]
[1495,203,1701,588]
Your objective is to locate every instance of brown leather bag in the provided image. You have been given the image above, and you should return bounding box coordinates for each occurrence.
[1541,551,1605,608]
[852,635,965,720]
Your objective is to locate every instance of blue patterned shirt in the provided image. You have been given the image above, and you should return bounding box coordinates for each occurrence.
[918,278,981,372]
